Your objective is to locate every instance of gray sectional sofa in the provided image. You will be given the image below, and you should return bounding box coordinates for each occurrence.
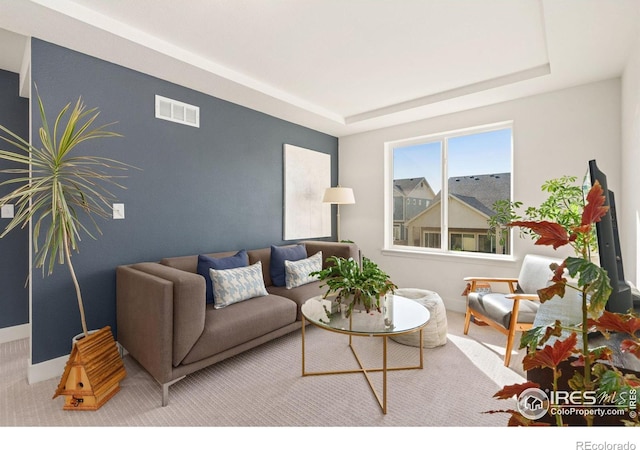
[116,240,359,406]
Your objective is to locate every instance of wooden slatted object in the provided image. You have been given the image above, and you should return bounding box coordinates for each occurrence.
[53,326,126,410]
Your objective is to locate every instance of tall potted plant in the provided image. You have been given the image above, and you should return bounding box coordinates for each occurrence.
[0,89,134,409]
[488,178,640,426]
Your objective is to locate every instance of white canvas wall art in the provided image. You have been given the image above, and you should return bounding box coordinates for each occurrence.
[283,144,331,240]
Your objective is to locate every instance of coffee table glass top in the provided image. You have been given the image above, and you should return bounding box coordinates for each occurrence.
[302,294,430,336]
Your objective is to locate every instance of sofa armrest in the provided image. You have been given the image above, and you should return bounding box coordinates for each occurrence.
[300,240,360,267]
[119,262,206,368]
[116,265,174,384]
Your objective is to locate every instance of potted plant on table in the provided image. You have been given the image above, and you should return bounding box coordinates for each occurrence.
[0,89,135,409]
[487,176,640,426]
[311,256,397,318]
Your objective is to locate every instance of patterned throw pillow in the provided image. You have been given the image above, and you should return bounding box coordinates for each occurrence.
[197,250,248,304]
[284,251,322,289]
[209,261,268,309]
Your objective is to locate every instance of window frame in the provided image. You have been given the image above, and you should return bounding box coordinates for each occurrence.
[383,121,515,261]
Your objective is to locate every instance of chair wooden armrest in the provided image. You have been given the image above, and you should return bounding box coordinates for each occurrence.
[505,293,540,301]
[463,276,518,283]
[462,277,518,296]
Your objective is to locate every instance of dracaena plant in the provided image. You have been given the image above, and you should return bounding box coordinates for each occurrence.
[311,256,397,318]
[0,89,133,339]
[489,180,640,426]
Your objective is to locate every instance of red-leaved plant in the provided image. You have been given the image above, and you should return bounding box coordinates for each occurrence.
[489,180,640,426]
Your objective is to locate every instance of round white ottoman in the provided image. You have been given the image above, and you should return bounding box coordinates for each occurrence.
[392,288,447,348]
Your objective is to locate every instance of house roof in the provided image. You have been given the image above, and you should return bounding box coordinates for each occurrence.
[394,177,433,197]
[405,172,510,225]
[449,172,511,214]
[451,193,496,217]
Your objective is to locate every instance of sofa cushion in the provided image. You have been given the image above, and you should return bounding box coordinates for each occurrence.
[247,247,273,286]
[197,250,248,304]
[181,294,297,365]
[268,280,326,320]
[285,251,322,289]
[210,261,268,309]
[270,244,307,287]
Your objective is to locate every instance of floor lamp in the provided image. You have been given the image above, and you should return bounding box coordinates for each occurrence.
[322,186,355,242]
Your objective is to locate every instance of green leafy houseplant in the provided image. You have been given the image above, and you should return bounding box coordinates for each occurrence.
[488,176,597,254]
[311,256,397,318]
[0,90,133,339]
[489,180,640,426]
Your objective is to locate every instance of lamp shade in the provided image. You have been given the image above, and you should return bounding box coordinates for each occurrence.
[322,187,355,204]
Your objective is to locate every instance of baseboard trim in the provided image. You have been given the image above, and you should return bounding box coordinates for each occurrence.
[28,354,68,384]
[26,340,126,385]
[0,323,67,385]
[443,297,466,314]
[0,323,29,344]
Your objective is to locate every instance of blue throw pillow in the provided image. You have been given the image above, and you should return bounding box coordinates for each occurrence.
[197,250,248,304]
[270,244,307,287]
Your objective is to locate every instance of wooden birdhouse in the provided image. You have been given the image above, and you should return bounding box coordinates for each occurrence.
[53,326,126,410]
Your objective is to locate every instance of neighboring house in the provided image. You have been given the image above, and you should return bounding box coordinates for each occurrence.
[401,173,511,254]
[393,177,436,244]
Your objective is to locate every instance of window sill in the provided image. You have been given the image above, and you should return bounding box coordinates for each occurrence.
[381,246,516,264]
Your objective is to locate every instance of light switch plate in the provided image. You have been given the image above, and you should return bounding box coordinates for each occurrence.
[1,204,14,219]
[113,203,125,219]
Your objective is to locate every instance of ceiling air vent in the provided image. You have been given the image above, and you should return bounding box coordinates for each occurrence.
[155,95,200,128]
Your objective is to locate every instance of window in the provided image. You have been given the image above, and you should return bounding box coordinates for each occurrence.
[386,122,513,256]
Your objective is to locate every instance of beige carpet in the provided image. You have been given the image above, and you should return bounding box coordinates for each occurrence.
[1,311,527,428]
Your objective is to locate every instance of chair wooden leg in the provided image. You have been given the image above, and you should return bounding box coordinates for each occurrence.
[504,327,517,366]
[463,307,472,335]
[504,298,521,367]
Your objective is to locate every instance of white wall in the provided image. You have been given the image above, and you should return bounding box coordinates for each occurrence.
[622,27,640,286]
[339,79,622,312]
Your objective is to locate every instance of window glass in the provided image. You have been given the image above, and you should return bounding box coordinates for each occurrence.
[390,124,512,256]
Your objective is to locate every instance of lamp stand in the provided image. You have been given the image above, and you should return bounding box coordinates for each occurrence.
[336,204,341,242]
[322,186,354,243]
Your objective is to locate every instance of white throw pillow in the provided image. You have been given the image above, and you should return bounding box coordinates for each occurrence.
[284,251,322,289]
[210,261,268,309]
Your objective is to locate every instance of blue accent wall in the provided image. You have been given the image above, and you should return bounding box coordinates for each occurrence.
[0,69,29,329]
[30,39,338,363]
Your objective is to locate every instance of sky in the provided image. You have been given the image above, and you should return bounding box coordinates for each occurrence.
[393,127,512,192]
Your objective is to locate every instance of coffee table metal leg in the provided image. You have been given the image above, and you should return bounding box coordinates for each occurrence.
[419,328,424,368]
[301,316,306,376]
[383,335,388,414]
[301,321,425,414]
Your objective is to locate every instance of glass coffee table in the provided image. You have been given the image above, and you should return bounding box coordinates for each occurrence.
[301,294,430,414]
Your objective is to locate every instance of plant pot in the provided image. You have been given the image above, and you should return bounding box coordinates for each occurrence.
[53,326,126,411]
[71,329,99,347]
[340,297,379,318]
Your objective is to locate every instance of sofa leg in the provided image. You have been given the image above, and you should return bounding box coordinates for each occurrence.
[161,376,186,407]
